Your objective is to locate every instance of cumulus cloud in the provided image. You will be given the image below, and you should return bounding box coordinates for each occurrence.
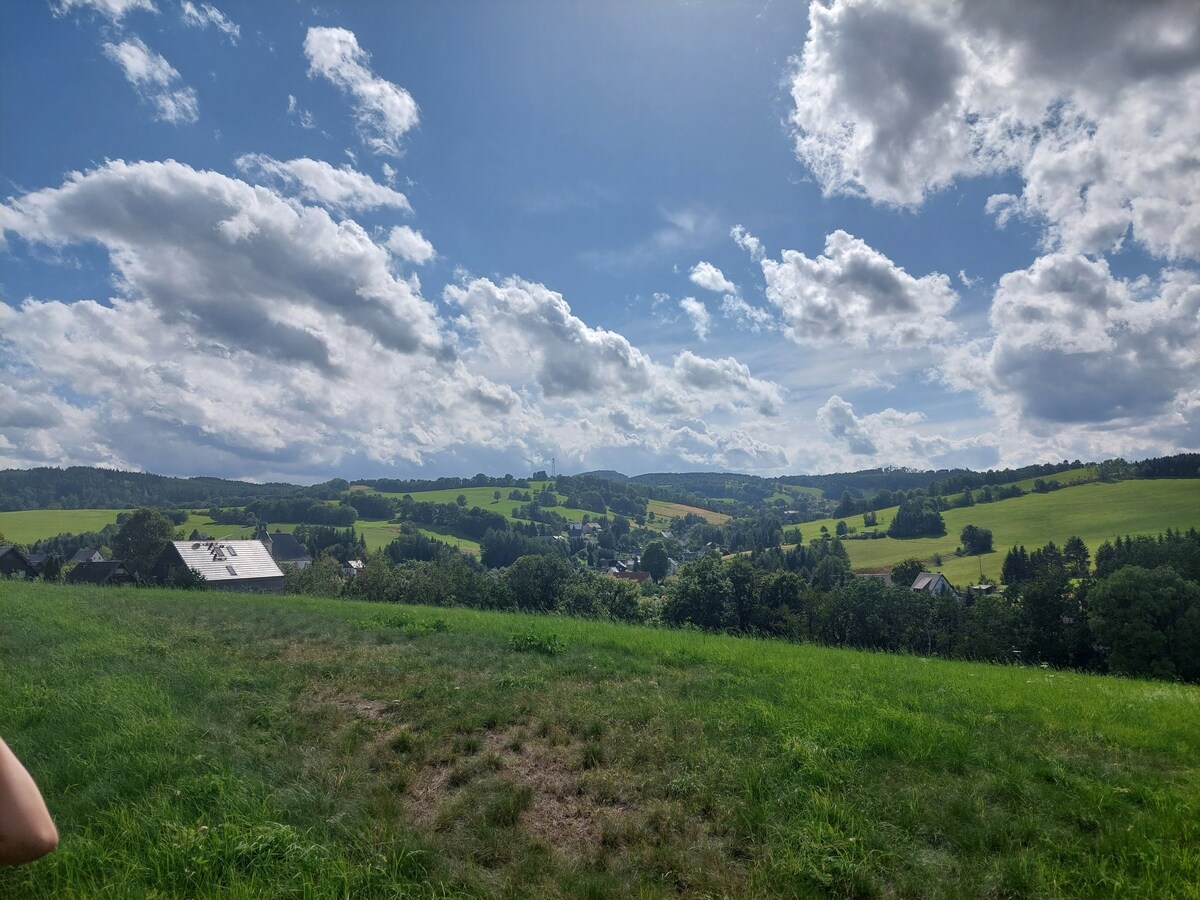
[234,154,410,214]
[386,225,435,264]
[789,0,1200,260]
[1,160,445,365]
[446,275,784,421]
[304,27,419,157]
[679,296,711,340]
[940,254,1200,427]
[102,36,198,124]
[52,0,154,22]
[760,230,957,347]
[689,261,737,294]
[180,2,238,42]
[815,394,993,468]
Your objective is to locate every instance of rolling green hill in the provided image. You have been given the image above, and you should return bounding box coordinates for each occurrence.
[802,479,1200,583]
[2,583,1197,897]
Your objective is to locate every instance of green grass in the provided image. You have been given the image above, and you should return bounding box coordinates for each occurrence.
[3,582,1199,897]
[804,479,1200,584]
[0,509,125,544]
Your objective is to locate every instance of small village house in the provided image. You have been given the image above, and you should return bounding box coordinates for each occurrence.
[152,540,285,592]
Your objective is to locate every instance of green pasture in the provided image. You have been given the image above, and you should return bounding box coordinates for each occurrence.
[0,509,124,544]
[3,582,1198,898]
[1004,465,1098,492]
[802,479,1200,584]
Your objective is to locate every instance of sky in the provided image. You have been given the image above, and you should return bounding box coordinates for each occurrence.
[1,0,1198,483]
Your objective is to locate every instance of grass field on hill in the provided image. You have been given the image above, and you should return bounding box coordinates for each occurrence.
[801,479,1200,584]
[3,582,1198,898]
[0,509,124,544]
[645,500,730,524]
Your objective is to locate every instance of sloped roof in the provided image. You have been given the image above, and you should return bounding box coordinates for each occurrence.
[67,560,132,585]
[912,572,950,592]
[70,549,103,564]
[265,532,310,561]
[169,540,283,582]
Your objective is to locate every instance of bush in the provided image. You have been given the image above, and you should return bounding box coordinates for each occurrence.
[508,630,566,655]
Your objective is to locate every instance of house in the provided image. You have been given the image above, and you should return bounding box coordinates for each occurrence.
[24,552,49,573]
[69,549,105,565]
[152,540,285,592]
[343,559,365,578]
[67,560,135,587]
[911,572,957,598]
[256,525,312,569]
[857,572,894,586]
[0,547,39,579]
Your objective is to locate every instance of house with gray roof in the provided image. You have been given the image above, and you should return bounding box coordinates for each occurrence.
[152,540,285,592]
[911,572,957,598]
[255,525,312,569]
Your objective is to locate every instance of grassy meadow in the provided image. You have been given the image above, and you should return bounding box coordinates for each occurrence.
[3,582,1199,898]
[801,479,1200,584]
[0,509,125,544]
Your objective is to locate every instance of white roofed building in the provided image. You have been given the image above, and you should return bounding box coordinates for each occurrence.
[152,540,286,592]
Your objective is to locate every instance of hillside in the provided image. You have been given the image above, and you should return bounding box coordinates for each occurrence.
[802,479,1200,583]
[3,583,1198,898]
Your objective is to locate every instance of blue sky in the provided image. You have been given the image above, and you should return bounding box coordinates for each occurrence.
[1,0,1198,482]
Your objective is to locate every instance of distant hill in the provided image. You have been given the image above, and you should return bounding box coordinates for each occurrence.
[0,466,343,512]
[574,469,629,482]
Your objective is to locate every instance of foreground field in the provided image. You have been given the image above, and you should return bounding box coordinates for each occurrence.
[2,584,1197,898]
[802,479,1200,583]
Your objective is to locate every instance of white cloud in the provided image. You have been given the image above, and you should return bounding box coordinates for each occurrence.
[815,394,992,469]
[386,225,435,264]
[679,296,711,340]
[788,0,1200,260]
[52,0,154,22]
[940,253,1200,428]
[304,27,419,157]
[689,260,737,294]
[719,293,774,333]
[180,2,238,43]
[1,160,445,363]
[731,224,765,261]
[234,154,411,214]
[760,230,958,347]
[102,36,198,124]
[445,275,784,421]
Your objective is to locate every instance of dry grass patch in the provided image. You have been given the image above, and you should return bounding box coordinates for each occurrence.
[406,724,638,860]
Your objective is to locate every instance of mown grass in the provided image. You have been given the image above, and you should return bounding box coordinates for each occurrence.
[803,479,1200,583]
[0,509,125,544]
[3,582,1199,898]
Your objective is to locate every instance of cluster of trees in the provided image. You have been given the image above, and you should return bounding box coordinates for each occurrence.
[393,496,510,541]
[887,499,946,538]
[244,498,358,527]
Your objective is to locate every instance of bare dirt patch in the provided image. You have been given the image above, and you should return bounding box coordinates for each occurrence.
[407,725,636,857]
[307,686,393,720]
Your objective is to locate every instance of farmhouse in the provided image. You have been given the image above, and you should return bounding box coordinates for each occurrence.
[67,560,134,587]
[69,549,105,565]
[152,540,285,592]
[0,546,39,579]
[911,572,957,598]
[255,525,312,569]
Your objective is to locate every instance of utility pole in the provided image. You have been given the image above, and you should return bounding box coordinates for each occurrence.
[551,456,556,479]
